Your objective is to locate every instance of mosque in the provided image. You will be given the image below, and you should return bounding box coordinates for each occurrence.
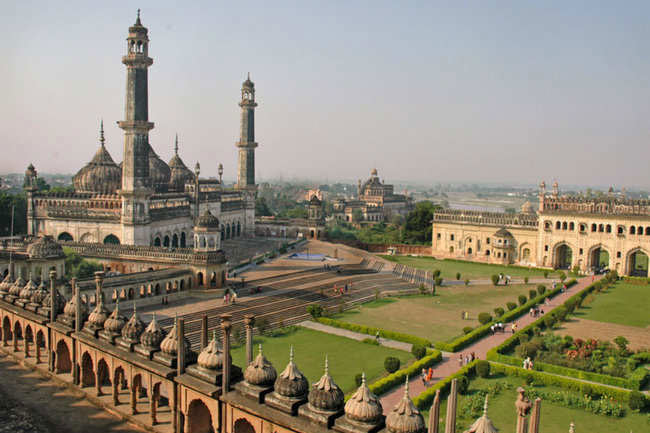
[23,10,257,249]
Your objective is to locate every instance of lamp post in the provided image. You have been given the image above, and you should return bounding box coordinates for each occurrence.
[218,163,223,185]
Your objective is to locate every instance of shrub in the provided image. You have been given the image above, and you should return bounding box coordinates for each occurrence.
[457,375,470,394]
[464,278,470,286]
[529,290,537,300]
[614,336,629,352]
[463,326,473,335]
[435,277,443,286]
[559,271,567,282]
[518,295,527,306]
[256,318,270,335]
[418,284,427,294]
[628,391,647,411]
[476,360,490,378]
[537,285,546,295]
[491,274,499,286]
[361,338,380,345]
[307,304,324,318]
[372,350,442,397]
[543,271,549,278]
[433,269,441,278]
[543,315,556,329]
[355,373,363,387]
[384,356,401,373]
[412,344,427,360]
[478,313,492,325]
[493,307,505,317]
[554,306,568,321]
[456,272,461,280]
[524,276,529,284]
[315,317,432,347]
[507,302,517,311]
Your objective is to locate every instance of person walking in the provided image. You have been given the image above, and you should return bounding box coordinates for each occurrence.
[458,354,464,367]
[421,368,427,386]
[375,331,380,344]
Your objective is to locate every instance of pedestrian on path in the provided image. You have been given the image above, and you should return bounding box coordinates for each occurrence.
[458,354,464,367]
[427,367,434,382]
[375,331,380,344]
[421,369,427,386]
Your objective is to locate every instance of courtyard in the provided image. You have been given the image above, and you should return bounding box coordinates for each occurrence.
[230,327,413,393]
[332,284,540,343]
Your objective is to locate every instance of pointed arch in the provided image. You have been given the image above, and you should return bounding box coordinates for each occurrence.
[187,399,214,433]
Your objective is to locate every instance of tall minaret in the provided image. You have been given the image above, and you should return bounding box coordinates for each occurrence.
[236,74,258,191]
[118,10,154,245]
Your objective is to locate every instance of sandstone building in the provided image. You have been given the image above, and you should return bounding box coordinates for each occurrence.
[432,181,650,276]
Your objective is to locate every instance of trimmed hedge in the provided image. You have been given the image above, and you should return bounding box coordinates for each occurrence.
[412,360,478,410]
[315,317,432,347]
[489,363,632,402]
[369,349,442,395]
[433,280,576,353]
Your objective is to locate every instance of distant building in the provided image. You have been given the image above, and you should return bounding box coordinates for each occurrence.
[432,181,650,276]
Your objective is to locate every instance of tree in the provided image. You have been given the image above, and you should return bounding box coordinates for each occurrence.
[255,197,273,217]
[0,193,27,236]
[402,201,441,244]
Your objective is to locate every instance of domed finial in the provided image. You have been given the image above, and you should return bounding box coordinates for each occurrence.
[324,355,329,375]
[404,375,409,398]
[289,345,294,363]
[115,297,119,311]
[135,9,142,25]
[174,133,179,156]
[99,119,105,147]
[361,371,366,385]
[483,394,489,416]
[248,72,251,81]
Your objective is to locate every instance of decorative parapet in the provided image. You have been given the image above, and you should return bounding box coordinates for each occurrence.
[62,241,227,264]
[433,209,538,229]
[541,195,650,217]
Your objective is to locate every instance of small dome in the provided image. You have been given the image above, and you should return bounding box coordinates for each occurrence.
[9,276,26,297]
[64,293,89,318]
[42,287,65,314]
[196,210,220,229]
[463,395,498,433]
[0,273,14,292]
[308,356,344,412]
[140,313,166,348]
[103,299,127,333]
[494,227,512,238]
[521,201,533,213]
[148,144,171,193]
[344,373,383,425]
[87,296,110,328]
[168,136,194,192]
[25,163,37,177]
[243,73,254,89]
[197,331,229,370]
[244,344,277,387]
[121,305,145,342]
[73,121,121,194]
[26,236,65,260]
[274,346,309,398]
[385,379,425,433]
[30,280,49,305]
[19,274,38,300]
[159,317,191,356]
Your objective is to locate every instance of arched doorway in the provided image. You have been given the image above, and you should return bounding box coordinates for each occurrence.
[24,325,33,356]
[226,225,231,240]
[234,418,255,433]
[81,352,95,387]
[589,246,610,270]
[55,340,72,374]
[13,321,22,350]
[103,234,120,245]
[628,250,649,277]
[154,237,161,247]
[58,232,73,242]
[197,272,203,287]
[97,359,111,395]
[554,244,573,269]
[172,234,179,248]
[2,317,12,344]
[180,232,186,248]
[163,236,170,248]
[187,399,214,433]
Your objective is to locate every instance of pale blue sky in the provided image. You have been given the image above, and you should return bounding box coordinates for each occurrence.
[2,1,649,187]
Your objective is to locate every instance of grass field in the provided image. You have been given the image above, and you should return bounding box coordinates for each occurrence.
[425,374,648,433]
[333,284,537,343]
[380,255,558,280]
[230,327,412,393]
[578,282,650,328]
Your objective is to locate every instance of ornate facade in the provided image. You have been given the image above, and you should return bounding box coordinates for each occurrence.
[432,181,650,276]
[24,13,257,249]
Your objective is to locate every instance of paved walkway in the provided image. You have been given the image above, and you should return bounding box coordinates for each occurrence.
[378,276,599,412]
[299,321,414,352]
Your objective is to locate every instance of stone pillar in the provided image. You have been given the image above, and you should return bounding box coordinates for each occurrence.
[200,314,208,349]
[131,381,138,415]
[220,314,232,394]
[23,333,29,357]
[244,314,255,365]
[112,376,119,405]
[428,389,441,433]
[96,369,102,396]
[48,270,56,372]
[172,384,178,433]
[530,398,541,433]
[36,340,41,363]
[13,328,18,352]
[444,378,458,433]
[72,278,80,385]
[177,318,186,376]
[150,392,158,425]
[515,387,532,433]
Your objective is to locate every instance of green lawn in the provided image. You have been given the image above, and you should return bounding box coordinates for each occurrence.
[579,282,650,328]
[230,327,412,393]
[333,284,537,343]
[380,255,558,280]
[426,374,648,433]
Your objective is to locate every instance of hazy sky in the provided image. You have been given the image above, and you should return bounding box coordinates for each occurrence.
[3,1,650,187]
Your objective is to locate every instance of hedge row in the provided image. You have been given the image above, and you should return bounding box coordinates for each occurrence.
[434,280,577,352]
[412,360,478,410]
[368,349,442,396]
[440,258,555,273]
[315,317,433,348]
[489,363,632,402]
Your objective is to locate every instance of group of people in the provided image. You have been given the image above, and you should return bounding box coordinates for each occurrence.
[490,322,506,334]
[333,282,352,296]
[160,296,170,305]
[248,286,263,295]
[497,273,512,285]
[420,367,435,386]
[458,352,478,366]
[529,306,544,318]
[522,356,534,370]
[223,289,238,305]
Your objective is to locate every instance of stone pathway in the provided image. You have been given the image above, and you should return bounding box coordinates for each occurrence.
[299,321,414,352]
[378,276,599,413]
